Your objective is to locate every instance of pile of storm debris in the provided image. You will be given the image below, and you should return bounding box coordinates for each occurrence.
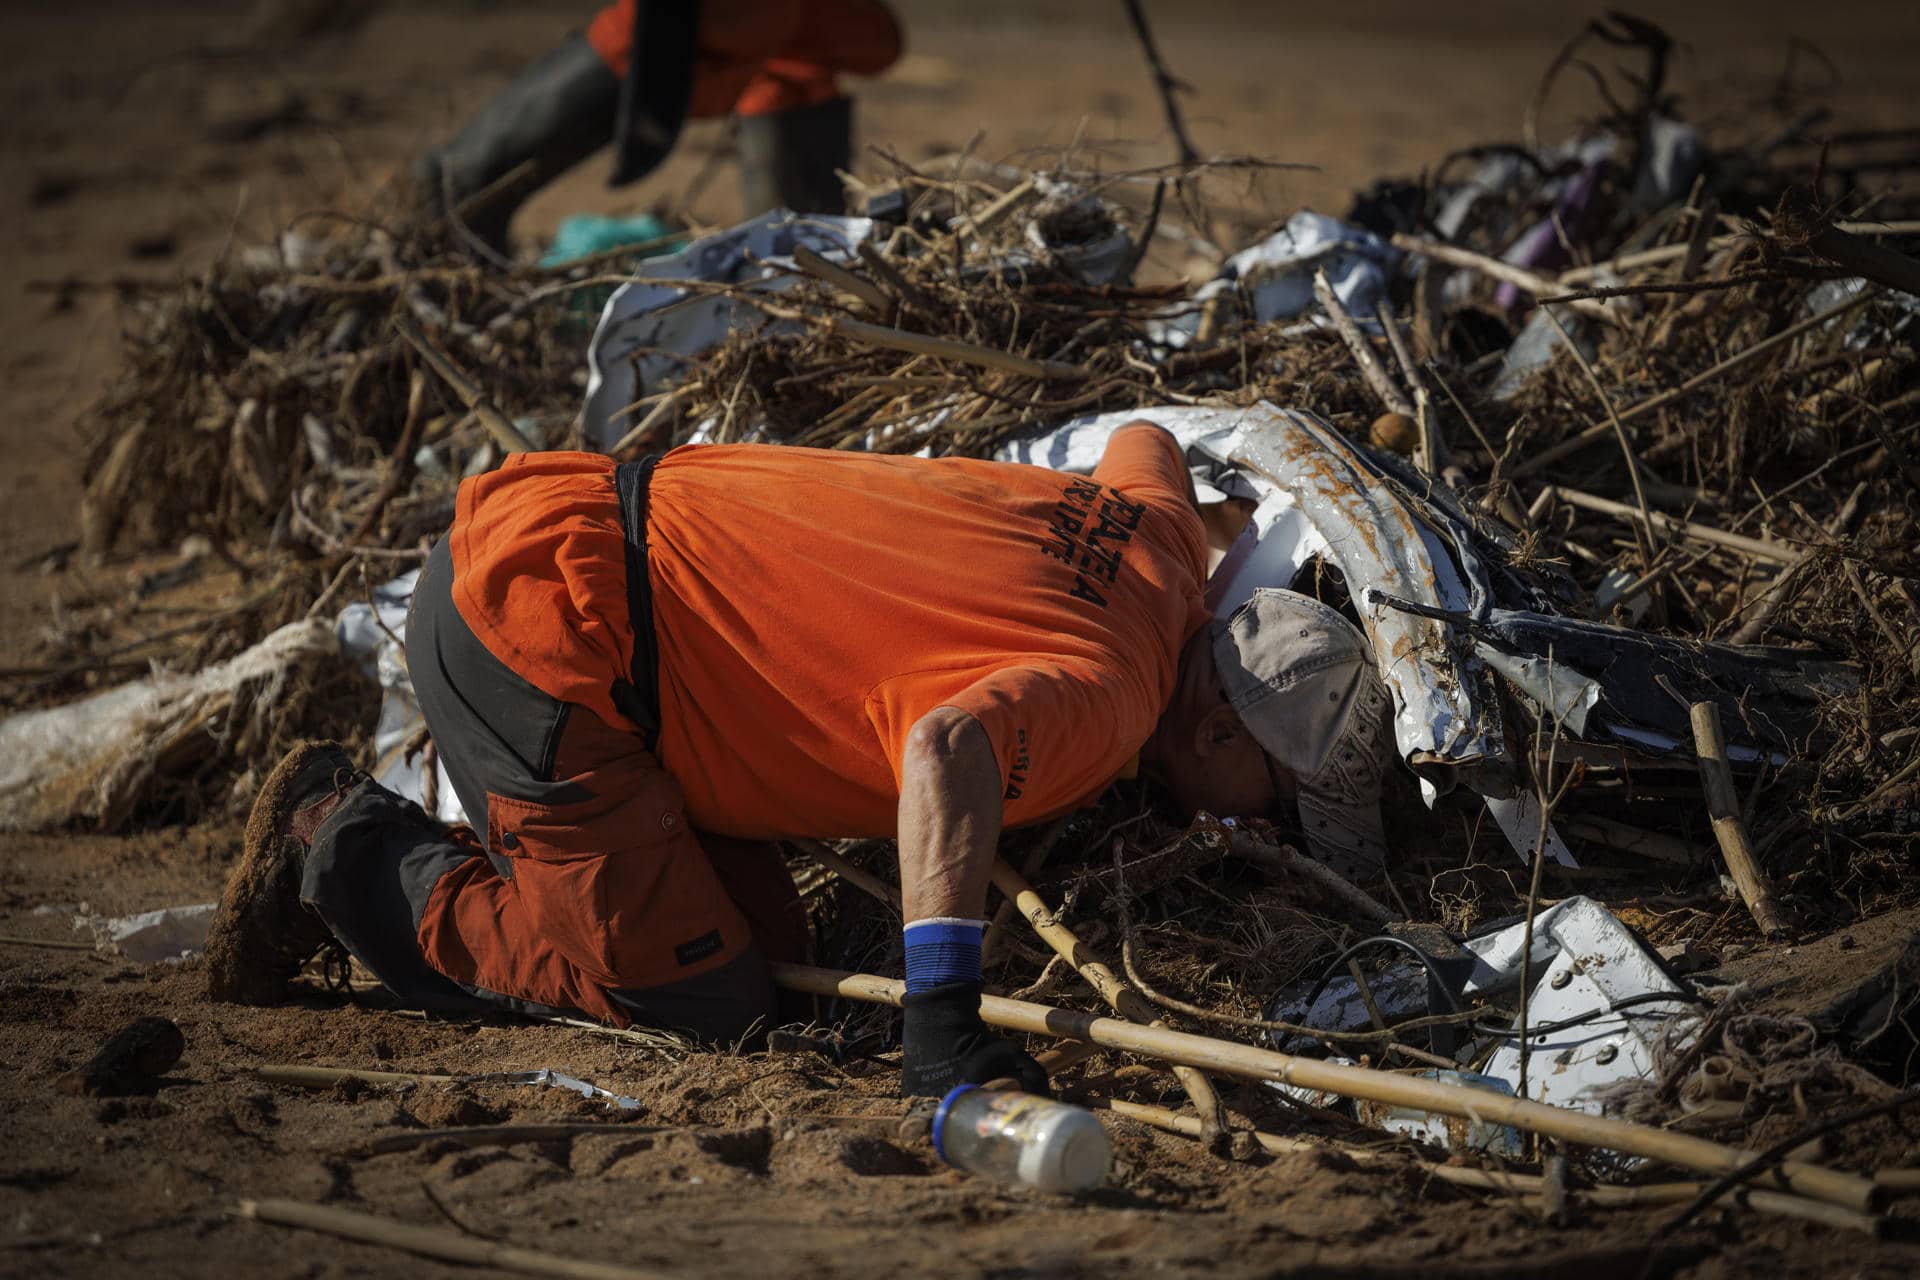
[6,13,1920,1232]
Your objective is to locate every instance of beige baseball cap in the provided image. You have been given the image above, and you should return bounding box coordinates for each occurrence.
[1212,589,1396,878]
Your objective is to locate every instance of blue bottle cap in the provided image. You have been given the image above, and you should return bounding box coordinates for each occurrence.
[930,1083,979,1164]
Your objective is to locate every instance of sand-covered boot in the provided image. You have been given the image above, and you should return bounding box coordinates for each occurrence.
[205,741,362,1005]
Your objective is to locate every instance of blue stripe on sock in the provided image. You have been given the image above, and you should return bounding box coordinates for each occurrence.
[903,918,985,994]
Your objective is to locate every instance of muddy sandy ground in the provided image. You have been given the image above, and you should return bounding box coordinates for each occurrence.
[3,2,1920,1276]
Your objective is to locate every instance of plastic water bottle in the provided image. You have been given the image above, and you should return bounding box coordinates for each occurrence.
[931,1086,1112,1192]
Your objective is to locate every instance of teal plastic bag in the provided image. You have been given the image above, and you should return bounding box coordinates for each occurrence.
[539,213,681,268]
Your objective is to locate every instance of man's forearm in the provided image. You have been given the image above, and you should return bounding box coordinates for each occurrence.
[895,706,1003,922]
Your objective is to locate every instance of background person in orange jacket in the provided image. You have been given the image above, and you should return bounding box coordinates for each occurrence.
[205,425,1397,1098]
[417,0,902,252]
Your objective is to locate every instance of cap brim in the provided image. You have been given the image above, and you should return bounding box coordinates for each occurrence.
[1296,783,1389,881]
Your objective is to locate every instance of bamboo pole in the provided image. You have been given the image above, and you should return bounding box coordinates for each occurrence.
[236,1199,665,1280]
[990,859,1228,1144]
[1097,1099,1881,1235]
[1688,703,1791,939]
[1875,1168,1920,1197]
[768,963,1878,1212]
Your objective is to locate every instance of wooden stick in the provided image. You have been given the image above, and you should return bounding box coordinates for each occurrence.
[1556,222,1920,285]
[1374,302,1440,474]
[1556,816,1696,865]
[1806,223,1920,297]
[1092,1099,1879,1233]
[790,839,900,910]
[1389,235,1617,324]
[607,383,698,458]
[236,1199,665,1280]
[768,963,1877,1211]
[255,1064,457,1089]
[393,313,537,455]
[0,933,95,951]
[1510,289,1881,477]
[989,858,1227,1144]
[1313,270,1415,419]
[830,316,1082,380]
[791,245,892,315]
[958,178,1039,236]
[1688,703,1790,940]
[1223,829,1399,925]
[1120,0,1200,167]
[1539,486,1795,565]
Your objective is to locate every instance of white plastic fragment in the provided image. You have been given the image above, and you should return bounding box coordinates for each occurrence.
[83,902,219,963]
[464,1069,643,1111]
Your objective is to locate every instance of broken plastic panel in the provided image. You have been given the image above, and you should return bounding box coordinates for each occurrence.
[1266,896,1698,1155]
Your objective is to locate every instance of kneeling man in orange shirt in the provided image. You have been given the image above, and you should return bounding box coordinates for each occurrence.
[207,423,1394,1096]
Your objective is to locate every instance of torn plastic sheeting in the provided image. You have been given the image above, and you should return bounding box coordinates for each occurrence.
[1803,274,1920,350]
[1491,305,1603,402]
[464,1069,642,1111]
[334,570,466,827]
[1154,211,1398,349]
[1020,175,1135,286]
[581,210,878,449]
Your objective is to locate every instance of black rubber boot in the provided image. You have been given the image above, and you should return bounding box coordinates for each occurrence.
[415,33,621,255]
[737,95,854,216]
